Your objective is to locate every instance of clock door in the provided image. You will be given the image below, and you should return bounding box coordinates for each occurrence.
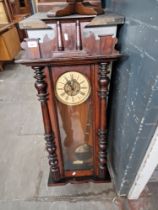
[51,65,97,178]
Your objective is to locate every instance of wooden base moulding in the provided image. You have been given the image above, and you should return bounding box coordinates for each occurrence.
[48,171,111,186]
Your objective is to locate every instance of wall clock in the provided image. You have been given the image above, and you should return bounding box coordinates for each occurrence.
[16,11,124,186]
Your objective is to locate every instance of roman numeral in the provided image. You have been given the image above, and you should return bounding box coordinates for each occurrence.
[64,77,69,82]
[80,80,85,84]
[59,82,65,85]
[80,91,85,96]
[65,95,69,101]
[70,74,74,80]
[60,92,65,97]
[77,75,79,80]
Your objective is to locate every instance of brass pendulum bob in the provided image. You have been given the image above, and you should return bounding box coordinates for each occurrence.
[75,143,92,161]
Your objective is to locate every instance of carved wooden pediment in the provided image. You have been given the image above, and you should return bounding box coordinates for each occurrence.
[37,0,103,15]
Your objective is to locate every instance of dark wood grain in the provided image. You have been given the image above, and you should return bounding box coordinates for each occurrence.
[18,17,119,60]
[43,0,103,16]
[33,66,61,182]
[76,19,82,50]
[56,20,64,51]
[44,67,65,177]
[98,62,110,179]
[99,35,118,55]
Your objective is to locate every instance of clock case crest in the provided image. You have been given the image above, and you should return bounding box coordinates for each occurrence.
[16,11,124,185]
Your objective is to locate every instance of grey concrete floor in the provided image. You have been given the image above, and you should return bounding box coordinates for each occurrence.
[0,64,158,210]
[0,64,120,210]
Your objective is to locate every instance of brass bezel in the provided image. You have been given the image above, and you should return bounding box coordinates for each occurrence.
[55,71,91,106]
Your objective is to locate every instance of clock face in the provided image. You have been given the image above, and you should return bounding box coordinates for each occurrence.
[55,71,91,106]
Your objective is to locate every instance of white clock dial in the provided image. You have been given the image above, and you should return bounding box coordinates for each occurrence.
[55,71,91,106]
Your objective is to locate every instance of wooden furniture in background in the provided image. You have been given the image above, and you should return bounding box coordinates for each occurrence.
[0,25,20,60]
[0,0,13,23]
[0,24,20,70]
[9,0,32,17]
[0,0,28,70]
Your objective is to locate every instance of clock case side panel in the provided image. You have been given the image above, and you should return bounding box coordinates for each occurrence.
[92,64,100,177]
[92,63,110,181]
[33,66,62,184]
[44,66,65,180]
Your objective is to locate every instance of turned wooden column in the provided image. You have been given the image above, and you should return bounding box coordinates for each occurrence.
[56,21,64,51]
[98,62,110,179]
[33,66,61,182]
[76,20,82,50]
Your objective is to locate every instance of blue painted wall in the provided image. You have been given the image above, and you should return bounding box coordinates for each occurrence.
[106,0,158,195]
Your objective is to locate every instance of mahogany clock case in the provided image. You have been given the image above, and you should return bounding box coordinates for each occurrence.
[16,12,124,186]
[20,60,120,186]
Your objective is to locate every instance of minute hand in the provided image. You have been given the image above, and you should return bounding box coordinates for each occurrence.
[70,80,75,90]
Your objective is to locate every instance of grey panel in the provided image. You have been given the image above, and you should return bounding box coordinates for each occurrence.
[106,0,158,195]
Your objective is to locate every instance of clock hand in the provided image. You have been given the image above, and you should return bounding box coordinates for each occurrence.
[68,80,74,91]
[67,80,73,90]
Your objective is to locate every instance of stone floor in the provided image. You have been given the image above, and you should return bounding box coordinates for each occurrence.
[0,64,157,210]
